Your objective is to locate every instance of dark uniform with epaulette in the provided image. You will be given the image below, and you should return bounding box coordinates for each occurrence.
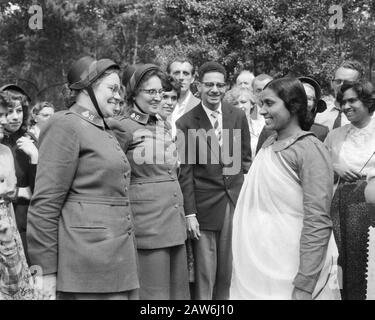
[27,104,139,297]
[108,108,190,300]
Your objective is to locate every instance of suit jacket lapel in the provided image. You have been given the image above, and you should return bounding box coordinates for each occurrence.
[222,103,235,152]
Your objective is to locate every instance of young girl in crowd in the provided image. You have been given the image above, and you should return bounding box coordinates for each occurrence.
[0,93,40,300]
[0,85,38,264]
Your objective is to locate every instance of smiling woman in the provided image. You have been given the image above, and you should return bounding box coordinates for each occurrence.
[230,77,340,300]
[325,80,375,300]
[27,56,139,300]
[109,64,190,300]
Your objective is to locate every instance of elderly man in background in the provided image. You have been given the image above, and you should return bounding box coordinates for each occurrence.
[235,70,255,92]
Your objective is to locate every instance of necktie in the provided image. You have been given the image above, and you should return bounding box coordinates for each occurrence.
[332,108,342,129]
[210,110,222,146]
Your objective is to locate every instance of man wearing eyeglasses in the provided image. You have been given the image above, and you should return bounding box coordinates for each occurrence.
[167,58,201,137]
[176,61,251,300]
[315,60,364,130]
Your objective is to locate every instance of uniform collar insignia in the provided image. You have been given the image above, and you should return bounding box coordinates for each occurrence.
[129,109,149,125]
[71,104,105,128]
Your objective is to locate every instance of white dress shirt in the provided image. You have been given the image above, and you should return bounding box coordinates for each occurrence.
[201,102,223,134]
[171,91,193,138]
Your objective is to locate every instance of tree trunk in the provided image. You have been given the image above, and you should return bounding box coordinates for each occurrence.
[369,46,373,82]
[133,19,139,65]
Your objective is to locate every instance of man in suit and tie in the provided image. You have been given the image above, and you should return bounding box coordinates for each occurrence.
[176,61,251,300]
[167,57,201,137]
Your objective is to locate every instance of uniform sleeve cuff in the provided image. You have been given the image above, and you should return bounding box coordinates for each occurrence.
[292,273,318,294]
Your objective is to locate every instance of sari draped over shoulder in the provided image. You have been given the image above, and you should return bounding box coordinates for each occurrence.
[230,146,340,300]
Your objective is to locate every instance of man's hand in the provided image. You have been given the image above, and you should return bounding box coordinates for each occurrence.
[292,287,313,300]
[186,216,201,240]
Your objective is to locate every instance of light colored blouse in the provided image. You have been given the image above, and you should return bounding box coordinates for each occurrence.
[325,117,375,177]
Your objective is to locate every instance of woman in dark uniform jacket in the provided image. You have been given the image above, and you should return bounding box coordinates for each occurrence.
[0,84,37,265]
[27,56,139,300]
[109,64,189,300]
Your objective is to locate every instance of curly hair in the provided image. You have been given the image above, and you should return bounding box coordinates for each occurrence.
[264,77,312,131]
[223,87,255,105]
[29,101,56,126]
[336,80,375,113]
[1,89,30,136]
[339,60,364,80]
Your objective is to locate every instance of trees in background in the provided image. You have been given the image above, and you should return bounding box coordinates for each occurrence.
[0,0,373,107]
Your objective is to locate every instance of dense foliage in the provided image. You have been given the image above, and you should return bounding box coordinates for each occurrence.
[0,0,373,107]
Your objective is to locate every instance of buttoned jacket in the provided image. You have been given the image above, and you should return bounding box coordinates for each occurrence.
[109,109,187,249]
[176,102,251,231]
[27,104,139,293]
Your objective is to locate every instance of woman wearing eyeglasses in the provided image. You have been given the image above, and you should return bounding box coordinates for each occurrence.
[27,56,139,300]
[109,64,189,300]
[325,80,375,300]
[29,101,55,140]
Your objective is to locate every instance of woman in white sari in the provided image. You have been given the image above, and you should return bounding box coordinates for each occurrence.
[230,77,341,300]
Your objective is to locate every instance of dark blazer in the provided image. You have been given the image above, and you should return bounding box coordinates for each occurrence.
[27,105,139,293]
[176,102,251,231]
[256,123,330,154]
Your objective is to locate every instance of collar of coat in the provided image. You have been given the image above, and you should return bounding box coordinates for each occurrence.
[263,130,316,151]
[128,108,159,125]
[71,104,105,128]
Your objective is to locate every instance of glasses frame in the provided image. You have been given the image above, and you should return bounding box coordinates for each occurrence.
[139,88,165,97]
[201,82,227,90]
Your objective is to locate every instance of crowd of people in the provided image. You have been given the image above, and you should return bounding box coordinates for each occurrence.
[0,54,374,300]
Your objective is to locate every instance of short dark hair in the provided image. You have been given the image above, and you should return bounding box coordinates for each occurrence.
[264,77,312,130]
[336,80,375,113]
[338,60,364,80]
[198,61,227,82]
[162,76,182,99]
[166,57,195,75]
